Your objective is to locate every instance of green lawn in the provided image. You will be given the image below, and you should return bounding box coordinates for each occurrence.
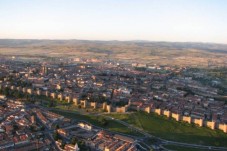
[50,109,142,137]
[108,112,227,147]
[163,145,210,151]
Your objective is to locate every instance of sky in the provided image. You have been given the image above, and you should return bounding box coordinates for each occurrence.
[0,0,227,43]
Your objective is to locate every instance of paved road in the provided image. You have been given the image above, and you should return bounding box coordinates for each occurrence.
[102,114,227,151]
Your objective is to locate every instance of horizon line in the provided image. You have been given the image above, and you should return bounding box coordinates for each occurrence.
[0,38,226,45]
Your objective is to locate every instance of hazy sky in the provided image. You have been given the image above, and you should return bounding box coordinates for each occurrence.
[0,0,227,43]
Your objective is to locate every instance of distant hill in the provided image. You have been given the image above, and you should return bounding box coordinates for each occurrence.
[0,39,227,67]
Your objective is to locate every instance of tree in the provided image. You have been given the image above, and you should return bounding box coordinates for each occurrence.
[53,132,59,141]
[80,93,87,100]
[98,117,108,126]
[29,125,36,132]
[48,101,54,107]
[55,124,59,130]
[61,141,66,149]
[13,124,19,131]
[78,141,90,151]
[12,124,19,135]
[3,88,10,96]
[71,137,77,145]
[40,126,45,131]
[78,140,85,148]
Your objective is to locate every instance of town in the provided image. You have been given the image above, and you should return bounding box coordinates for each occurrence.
[0,55,227,151]
[1,0,227,150]
[0,95,142,151]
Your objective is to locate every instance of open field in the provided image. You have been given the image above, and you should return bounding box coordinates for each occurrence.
[1,39,227,67]
[107,112,227,147]
[50,109,142,137]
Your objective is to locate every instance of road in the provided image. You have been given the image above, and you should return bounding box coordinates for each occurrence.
[102,114,227,151]
[45,107,227,151]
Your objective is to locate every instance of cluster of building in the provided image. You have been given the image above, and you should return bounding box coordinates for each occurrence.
[88,131,137,151]
[56,122,138,151]
[0,94,140,151]
[0,56,227,135]
[0,96,53,150]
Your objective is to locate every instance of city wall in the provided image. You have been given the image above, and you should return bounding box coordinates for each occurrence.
[1,84,226,134]
[145,107,226,133]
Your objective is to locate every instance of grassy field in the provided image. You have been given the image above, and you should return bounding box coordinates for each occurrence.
[163,145,209,151]
[50,109,142,137]
[107,112,227,147]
